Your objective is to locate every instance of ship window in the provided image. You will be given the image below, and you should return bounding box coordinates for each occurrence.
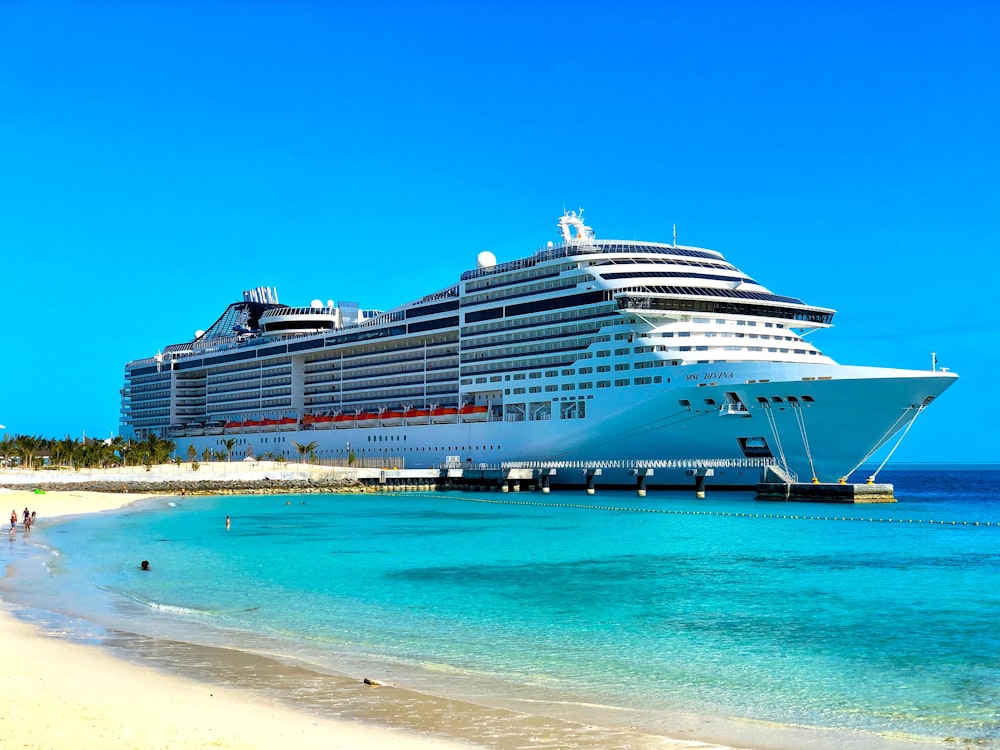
[545,385,558,392]
[756,396,768,403]
[529,386,541,393]
[635,377,652,385]
[654,376,662,383]
[514,387,525,394]
[597,350,611,357]
[787,396,798,402]
[578,367,592,374]
[802,395,815,402]
[562,369,574,376]
[704,398,716,405]
[614,379,630,387]
[545,370,558,377]
[615,348,629,355]
[561,383,575,391]
[614,363,630,371]
[579,382,592,389]
[529,372,541,379]
[597,381,611,388]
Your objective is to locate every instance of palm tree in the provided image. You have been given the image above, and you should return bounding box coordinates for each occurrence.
[291,440,318,463]
[142,433,175,465]
[223,438,237,462]
[0,434,16,468]
[51,435,79,469]
[13,434,44,470]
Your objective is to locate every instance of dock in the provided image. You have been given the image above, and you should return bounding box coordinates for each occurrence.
[1,458,897,503]
[755,481,895,503]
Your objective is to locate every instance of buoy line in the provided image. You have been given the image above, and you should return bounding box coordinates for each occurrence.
[402,493,997,528]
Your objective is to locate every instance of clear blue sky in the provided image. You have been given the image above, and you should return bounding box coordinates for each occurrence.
[1,1,996,462]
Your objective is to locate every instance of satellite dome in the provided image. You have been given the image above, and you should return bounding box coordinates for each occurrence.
[311,299,323,309]
[194,330,205,339]
[476,250,497,269]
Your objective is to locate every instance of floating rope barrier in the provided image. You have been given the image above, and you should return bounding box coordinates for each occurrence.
[409,493,997,527]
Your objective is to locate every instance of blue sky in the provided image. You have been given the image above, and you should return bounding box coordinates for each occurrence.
[1,1,997,462]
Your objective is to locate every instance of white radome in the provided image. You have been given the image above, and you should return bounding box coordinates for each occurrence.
[476,250,497,269]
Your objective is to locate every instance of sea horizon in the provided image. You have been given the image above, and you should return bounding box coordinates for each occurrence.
[2,472,998,749]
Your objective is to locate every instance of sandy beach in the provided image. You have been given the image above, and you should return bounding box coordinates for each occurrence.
[0,489,475,750]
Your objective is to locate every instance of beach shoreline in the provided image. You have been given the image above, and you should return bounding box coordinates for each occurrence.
[1,488,744,750]
[0,489,480,750]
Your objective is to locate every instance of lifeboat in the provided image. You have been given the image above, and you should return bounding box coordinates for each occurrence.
[205,420,225,435]
[333,413,356,429]
[430,405,458,423]
[402,407,430,425]
[278,416,297,429]
[260,417,279,431]
[243,418,261,430]
[380,409,404,425]
[224,419,242,432]
[301,414,316,427]
[459,404,488,421]
[313,414,337,429]
[356,411,380,427]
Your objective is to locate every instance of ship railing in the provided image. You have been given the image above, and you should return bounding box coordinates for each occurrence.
[502,458,781,471]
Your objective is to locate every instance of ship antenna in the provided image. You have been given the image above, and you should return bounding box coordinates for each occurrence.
[672,224,677,248]
[931,351,937,371]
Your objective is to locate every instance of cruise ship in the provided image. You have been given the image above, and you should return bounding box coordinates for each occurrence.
[120,212,957,486]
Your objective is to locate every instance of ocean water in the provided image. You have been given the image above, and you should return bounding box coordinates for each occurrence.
[2,470,999,749]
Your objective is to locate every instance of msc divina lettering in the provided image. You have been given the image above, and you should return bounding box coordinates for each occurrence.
[121,212,957,486]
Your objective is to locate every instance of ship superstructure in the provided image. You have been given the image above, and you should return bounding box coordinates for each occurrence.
[121,212,957,484]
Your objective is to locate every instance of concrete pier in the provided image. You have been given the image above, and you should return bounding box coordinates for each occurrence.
[756,482,896,503]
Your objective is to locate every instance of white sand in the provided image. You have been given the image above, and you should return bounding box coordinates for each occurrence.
[0,489,475,749]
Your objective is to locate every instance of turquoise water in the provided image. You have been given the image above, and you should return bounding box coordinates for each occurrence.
[2,471,999,749]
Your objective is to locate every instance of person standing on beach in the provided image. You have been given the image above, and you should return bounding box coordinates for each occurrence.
[10,510,16,530]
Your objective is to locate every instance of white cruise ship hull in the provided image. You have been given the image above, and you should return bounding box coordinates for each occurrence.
[173,362,955,485]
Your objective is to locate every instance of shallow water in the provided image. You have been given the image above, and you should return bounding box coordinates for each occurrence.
[2,470,999,749]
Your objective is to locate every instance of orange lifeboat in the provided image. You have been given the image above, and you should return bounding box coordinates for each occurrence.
[459,404,488,421]
[310,414,334,429]
[302,414,316,427]
[430,405,458,423]
[356,411,379,427]
[224,419,242,432]
[403,407,430,424]
[380,409,404,425]
[333,413,356,429]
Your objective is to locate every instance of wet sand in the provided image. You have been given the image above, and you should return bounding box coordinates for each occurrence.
[0,489,473,749]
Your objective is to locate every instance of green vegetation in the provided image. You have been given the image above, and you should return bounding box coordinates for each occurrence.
[0,433,178,470]
[291,440,318,463]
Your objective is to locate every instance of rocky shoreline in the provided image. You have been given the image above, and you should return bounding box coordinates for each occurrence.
[0,477,371,495]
